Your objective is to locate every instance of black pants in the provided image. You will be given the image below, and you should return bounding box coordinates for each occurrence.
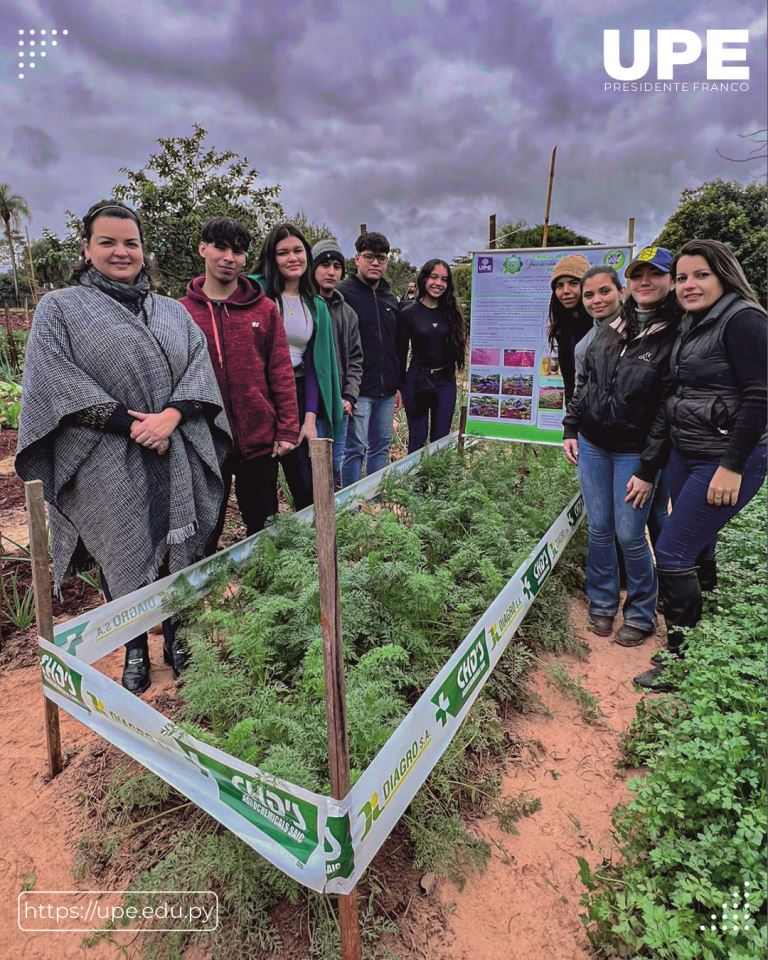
[280,373,314,510]
[206,451,279,554]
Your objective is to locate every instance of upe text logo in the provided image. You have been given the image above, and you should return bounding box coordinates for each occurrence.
[604,30,749,81]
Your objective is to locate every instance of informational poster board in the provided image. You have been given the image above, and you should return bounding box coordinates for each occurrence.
[466,244,632,444]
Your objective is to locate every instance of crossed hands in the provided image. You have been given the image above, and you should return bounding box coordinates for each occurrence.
[128,408,182,456]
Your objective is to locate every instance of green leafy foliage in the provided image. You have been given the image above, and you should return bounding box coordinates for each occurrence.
[0,379,22,428]
[580,496,768,959]
[656,178,767,303]
[80,442,583,956]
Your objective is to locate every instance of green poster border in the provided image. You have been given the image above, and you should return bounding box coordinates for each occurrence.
[465,420,563,445]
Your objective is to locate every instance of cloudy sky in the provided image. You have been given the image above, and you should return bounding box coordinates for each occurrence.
[1,0,766,265]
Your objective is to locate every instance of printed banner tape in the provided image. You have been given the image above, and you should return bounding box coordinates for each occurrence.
[40,440,583,894]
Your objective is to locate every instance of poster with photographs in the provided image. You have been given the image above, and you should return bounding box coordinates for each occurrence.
[466,245,633,444]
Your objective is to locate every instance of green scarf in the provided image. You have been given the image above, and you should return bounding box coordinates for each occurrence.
[249,274,344,439]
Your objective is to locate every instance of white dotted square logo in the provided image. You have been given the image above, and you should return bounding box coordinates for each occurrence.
[17,27,68,79]
[699,882,757,935]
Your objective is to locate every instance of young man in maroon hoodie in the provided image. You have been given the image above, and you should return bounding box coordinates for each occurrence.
[180,216,298,550]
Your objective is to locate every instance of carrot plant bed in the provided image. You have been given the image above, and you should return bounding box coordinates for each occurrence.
[67,441,586,958]
[580,495,767,960]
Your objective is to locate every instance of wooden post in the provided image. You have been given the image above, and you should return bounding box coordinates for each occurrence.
[488,214,497,250]
[308,439,361,960]
[541,146,557,247]
[3,306,20,372]
[25,227,39,305]
[25,480,63,778]
[458,404,468,455]
[359,223,367,236]
[627,217,636,247]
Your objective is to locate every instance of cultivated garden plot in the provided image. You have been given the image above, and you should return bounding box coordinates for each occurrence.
[39,440,589,956]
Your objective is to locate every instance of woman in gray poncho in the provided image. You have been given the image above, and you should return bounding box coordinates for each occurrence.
[16,201,231,694]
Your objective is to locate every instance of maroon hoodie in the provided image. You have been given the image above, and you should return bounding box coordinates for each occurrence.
[180,276,299,458]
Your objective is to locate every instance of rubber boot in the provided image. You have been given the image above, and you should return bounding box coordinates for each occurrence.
[637,569,701,689]
[122,636,151,694]
[697,556,717,594]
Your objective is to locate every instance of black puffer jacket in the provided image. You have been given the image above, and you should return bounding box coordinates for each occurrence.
[336,275,402,396]
[563,314,679,480]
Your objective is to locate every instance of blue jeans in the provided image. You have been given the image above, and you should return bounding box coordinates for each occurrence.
[342,394,396,487]
[317,415,349,490]
[577,435,658,631]
[655,445,767,572]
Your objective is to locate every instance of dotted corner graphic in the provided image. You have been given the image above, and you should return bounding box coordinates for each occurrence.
[699,882,755,935]
[16,27,68,79]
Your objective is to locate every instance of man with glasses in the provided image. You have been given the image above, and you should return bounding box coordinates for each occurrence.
[338,231,403,486]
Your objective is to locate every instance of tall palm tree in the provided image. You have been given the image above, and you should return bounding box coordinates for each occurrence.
[0,183,32,304]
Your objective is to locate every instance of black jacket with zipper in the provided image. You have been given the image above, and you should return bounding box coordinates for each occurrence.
[562,314,679,481]
[336,274,402,396]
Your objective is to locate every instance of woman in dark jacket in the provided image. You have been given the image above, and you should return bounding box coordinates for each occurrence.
[399,258,466,453]
[634,240,767,691]
[547,255,592,405]
[563,245,680,647]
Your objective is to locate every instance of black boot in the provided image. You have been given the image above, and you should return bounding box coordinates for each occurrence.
[697,556,717,593]
[162,622,189,679]
[122,637,151,694]
[636,569,701,690]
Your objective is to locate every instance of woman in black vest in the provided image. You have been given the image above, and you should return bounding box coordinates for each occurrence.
[635,240,767,691]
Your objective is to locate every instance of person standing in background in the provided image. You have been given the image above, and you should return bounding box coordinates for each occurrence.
[312,238,363,489]
[338,231,402,486]
[547,255,592,405]
[399,258,466,453]
[180,216,298,548]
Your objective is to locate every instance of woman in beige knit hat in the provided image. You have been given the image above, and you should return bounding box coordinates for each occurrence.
[546,254,592,403]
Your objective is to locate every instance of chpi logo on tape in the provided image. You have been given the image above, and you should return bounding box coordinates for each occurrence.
[522,546,552,601]
[324,814,355,880]
[549,525,571,561]
[358,729,432,840]
[174,740,320,863]
[567,495,584,528]
[432,631,490,728]
[40,649,91,713]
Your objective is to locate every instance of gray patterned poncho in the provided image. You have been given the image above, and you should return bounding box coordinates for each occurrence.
[16,285,232,597]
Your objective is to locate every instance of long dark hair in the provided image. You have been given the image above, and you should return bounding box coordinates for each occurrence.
[70,200,158,286]
[415,258,466,369]
[672,239,765,313]
[252,222,318,320]
[622,288,682,340]
[546,287,590,349]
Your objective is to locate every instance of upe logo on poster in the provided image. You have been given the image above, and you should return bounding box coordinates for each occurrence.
[603,29,751,93]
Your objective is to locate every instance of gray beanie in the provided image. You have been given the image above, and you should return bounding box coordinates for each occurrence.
[312,238,345,275]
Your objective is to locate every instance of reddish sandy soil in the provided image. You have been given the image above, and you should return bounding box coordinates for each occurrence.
[0,575,659,959]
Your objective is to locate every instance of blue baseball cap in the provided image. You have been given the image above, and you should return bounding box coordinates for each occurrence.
[625,245,673,278]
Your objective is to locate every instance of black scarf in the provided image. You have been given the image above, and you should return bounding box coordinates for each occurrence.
[80,266,151,317]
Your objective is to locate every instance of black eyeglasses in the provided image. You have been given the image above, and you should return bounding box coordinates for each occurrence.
[359,252,388,264]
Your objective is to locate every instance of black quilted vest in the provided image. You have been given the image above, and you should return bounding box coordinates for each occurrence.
[667,293,758,458]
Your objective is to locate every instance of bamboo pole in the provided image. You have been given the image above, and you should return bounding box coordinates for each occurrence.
[488,214,497,250]
[25,480,63,777]
[3,306,20,372]
[308,438,361,960]
[541,146,557,248]
[25,227,39,305]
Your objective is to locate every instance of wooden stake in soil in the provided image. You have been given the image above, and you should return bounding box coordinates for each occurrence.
[458,404,468,455]
[541,145,557,248]
[308,438,361,960]
[24,480,63,778]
